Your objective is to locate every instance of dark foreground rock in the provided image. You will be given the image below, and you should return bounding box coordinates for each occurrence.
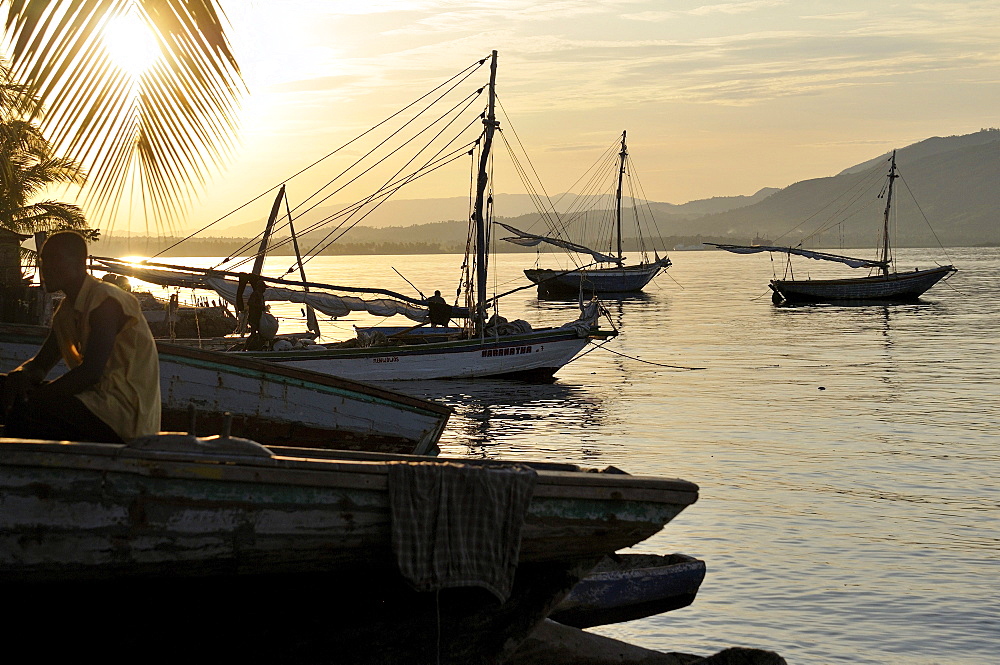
[505,619,786,665]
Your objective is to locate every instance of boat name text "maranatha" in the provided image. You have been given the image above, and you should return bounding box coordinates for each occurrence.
[372,356,400,363]
[482,345,532,358]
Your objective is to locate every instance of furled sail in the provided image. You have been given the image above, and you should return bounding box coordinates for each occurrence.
[706,244,889,269]
[498,222,623,265]
[204,278,429,322]
[93,258,446,323]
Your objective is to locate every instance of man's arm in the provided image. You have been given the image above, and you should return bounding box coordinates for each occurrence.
[12,330,61,382]
[35,298,127,400]
[2,331,62,409]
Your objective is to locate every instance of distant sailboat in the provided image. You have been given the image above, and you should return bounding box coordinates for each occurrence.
[710,151,956,304]
[502,131,671,297]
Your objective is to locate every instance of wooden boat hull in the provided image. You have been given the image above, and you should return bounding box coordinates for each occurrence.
[0,323,450,453]
[0,438,698,663]
[550,553,706,628]
[525,261,668,296]
[770,265,956,303]
[239,325,616,382]
[0,439,698,580]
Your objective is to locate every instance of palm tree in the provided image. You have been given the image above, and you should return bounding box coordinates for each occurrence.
[2,1,243,228]
[0,68,91,270]
[0,65,93,235]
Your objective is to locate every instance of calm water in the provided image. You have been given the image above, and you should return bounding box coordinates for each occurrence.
[171,247,999,664]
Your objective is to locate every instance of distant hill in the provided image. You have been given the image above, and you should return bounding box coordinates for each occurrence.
[214,187,779,237]
[680,129,999,247]
[839,128,1000,176]
[170,128,998,252]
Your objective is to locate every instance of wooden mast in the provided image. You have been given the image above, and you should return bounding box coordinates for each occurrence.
[615,130,627,262]
[238,184,285,334]
[284,193,321,338]
[252,185,286,278]
[880,151,898,277]
[473,50,498,335]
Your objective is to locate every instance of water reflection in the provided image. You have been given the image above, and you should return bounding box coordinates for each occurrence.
[378,379,607,458]
[772,296,935,309]
[534,291,656,305]
[528,291,668,333]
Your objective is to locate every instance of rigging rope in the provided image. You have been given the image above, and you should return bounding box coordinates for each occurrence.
[152,55,490,259]
[772,161,884,247]
[898,174,954,264]
[221,90,485,270]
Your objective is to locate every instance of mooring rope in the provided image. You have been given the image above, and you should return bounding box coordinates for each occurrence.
[574,340,706,370]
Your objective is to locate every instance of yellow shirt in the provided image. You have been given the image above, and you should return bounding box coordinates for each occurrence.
[51,275,161,440]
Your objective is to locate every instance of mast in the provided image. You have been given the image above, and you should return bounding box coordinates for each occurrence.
[880,151,898,276]
[285,193,321,338]
[615,130,627,262]
[252,185,286,278]
[473,50,498,334]
[239,184,285,333]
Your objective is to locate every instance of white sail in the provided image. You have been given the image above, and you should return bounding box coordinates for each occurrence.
[94,259,432,323]
[498,222,623,265]
[707,244,888,269]
[204,278,429,322]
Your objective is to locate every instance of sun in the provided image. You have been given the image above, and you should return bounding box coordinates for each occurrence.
[101,13,160,79]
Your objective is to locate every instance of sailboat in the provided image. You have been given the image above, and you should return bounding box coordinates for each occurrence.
[97,51,616,381]
[502,131,672,297]
[710,151,956,304]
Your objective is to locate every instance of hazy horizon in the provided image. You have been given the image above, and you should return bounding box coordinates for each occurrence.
[52,1,999,237]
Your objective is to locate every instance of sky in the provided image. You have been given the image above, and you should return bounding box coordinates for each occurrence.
[99,0,1000,234]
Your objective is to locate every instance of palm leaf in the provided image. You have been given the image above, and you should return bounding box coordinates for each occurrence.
[3,0,244,230]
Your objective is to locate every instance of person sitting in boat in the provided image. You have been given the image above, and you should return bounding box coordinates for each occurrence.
[0,231,161,443]
[426,290,452,327]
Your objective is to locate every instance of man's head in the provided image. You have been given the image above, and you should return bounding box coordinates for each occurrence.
[434,290,441,296]
[40,231,88,294]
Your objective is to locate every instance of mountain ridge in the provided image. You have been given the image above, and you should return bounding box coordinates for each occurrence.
[171,128,999,250]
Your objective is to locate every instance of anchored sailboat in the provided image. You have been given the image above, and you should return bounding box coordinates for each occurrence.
[99,51,616,381]
[503,131,671,296]
[710,151,956,304]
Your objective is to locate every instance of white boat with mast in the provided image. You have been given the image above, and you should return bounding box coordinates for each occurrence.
[501,131,672,297]
[709,150,956,304]
[97,51,616,381]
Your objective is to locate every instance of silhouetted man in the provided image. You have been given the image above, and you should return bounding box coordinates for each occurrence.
[427,290,451,327]
[0,231,160,442]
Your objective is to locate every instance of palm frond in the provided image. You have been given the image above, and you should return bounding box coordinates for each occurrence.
[4,0,244,229]
[10,199,89,231]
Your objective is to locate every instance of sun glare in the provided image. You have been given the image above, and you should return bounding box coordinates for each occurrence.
[102,13,159,79]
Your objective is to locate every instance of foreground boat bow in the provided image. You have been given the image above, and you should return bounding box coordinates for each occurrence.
[0,436,697,663]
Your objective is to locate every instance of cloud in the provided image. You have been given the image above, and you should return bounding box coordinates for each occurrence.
[801,11,870,21]
[230,0,1000,131]
[686,0,790,17]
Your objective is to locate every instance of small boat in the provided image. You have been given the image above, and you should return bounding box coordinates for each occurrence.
[710,151,956,304]
[0,435,699,663]
[134,289,238,338]
[94,51,616,381]
[0,322,450,454]
[549,553,706,628]
[505,131,672,297]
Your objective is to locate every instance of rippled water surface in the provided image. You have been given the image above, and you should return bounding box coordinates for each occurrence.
[184,248,998,663]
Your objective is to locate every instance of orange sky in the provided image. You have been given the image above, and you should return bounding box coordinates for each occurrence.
[88,1,1000,235]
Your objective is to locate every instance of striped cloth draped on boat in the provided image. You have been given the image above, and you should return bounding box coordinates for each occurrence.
[388,461,537,602]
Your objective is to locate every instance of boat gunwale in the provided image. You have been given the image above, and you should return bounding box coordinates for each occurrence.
[238,325,615,361]
[525,263,666,277]
[0,438,699,502]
